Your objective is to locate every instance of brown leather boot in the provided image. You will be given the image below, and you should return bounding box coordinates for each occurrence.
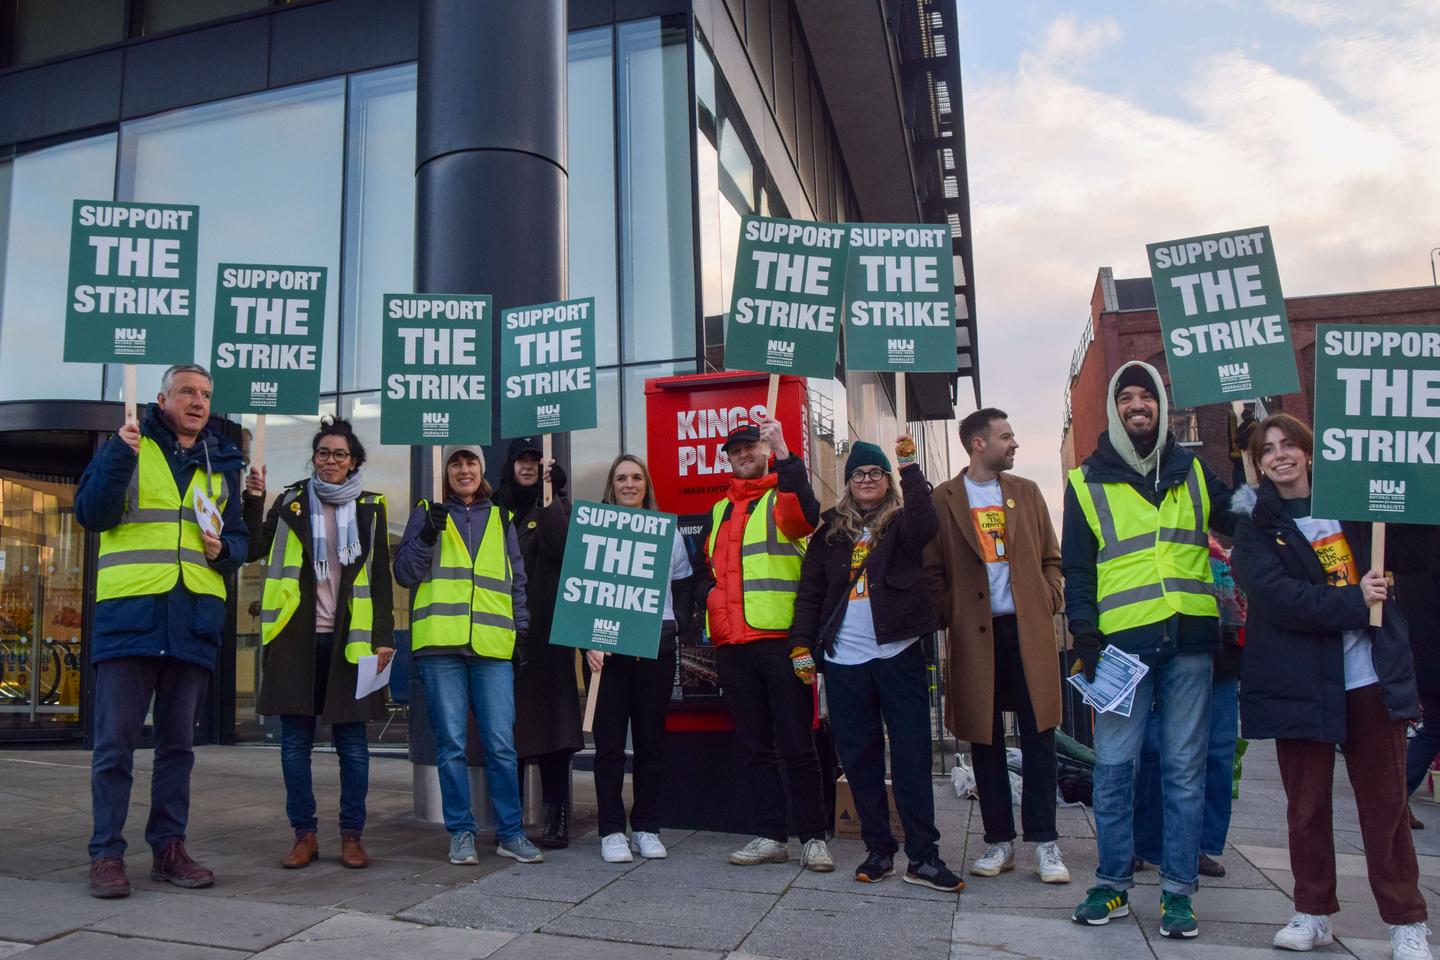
[150,840,215,888]
[339,832,369,869]
[89,856,131,898]
[282,833,319,869]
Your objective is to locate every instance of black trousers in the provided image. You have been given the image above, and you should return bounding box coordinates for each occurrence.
[825,642,941,862]
[716,637,827,843]
[593,623,677,835]
[971,614,1059,844]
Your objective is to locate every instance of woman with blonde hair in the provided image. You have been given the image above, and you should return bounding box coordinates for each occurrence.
[587,454,694,862]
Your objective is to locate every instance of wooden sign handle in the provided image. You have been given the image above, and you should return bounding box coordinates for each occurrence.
[1370,521,1386,628]
[543,433,554,507]
[123,363,137,425]
[251,414,266,473]
[582,669,601,733]
[893,372,907,490]
[432,445,443,502]
[765,374,780,419]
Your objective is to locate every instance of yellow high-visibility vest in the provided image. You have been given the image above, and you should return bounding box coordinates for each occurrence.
[97,435,227,601]
[1067,459,1217,634]
[706,488,805,632]
[411,502,516,659]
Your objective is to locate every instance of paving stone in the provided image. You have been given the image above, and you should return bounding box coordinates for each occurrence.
[87,892,333,950]
[1341,936,1400,960]
[463,861,629,903]
[336,879,453,914]
[742,886,956,960]
[489,931,723,959]
[948,911,1151,959]
[400,888,572,932]
[627,849,803,895]
[542,878,776,951]
[0,876,133,942]
[249,912,515,959]
[13,931,248,960]
[1128,884,1294,926]
[0,942,30,959]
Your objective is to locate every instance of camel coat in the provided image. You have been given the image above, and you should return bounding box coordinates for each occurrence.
[922,470,1064,744]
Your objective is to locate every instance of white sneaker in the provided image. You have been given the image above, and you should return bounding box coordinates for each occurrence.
[600,832,633,863]
[1391,922,1433,960]
[630,831,667,859]
[1035,841,1070,884]
[970,841,1015,877]
[801,838,835,873]
[729,836,789,865]
[1272,913,1333,951]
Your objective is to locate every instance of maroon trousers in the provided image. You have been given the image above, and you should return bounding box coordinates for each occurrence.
[1275,684,1427,924]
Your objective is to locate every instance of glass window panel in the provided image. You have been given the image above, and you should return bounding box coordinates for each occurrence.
[112,80,346,403]
[617,18,696,364]
[793,37,814,208]
[772,6,795,158]
[745,0,773,102]
[568,28,619,367]
[143,0,268,35]
[0,134,116,401]
[12,0,126,66]
[341,65,417,393]
[623,361,694,487]
[337,392,413,635]
[812,78,829,220]
[568,367,620,502]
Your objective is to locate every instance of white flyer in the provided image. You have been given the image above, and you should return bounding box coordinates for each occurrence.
[193,486,223,538]
[1066,644,1148,715]
[354,654,392,699]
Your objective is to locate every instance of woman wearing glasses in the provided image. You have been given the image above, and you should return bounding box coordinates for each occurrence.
[790,436,962,892]
[248,417,394,870]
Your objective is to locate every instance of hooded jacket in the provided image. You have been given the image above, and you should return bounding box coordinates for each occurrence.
[1061,360,1235,663]
[1230,480,1418,742]
[75,405,250,669]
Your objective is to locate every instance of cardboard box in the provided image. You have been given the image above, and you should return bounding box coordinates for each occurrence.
[833,775,906,840]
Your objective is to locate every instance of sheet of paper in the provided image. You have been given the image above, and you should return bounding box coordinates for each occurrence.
[193,486,223,538]
[1066,644,1149,715]
[354,654,392,700]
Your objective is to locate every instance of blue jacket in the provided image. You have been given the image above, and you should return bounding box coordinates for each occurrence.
[1062,432,1235,664]
[75,406,250,670]
[393,495,530,634]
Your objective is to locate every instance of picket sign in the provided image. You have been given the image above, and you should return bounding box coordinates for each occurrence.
[765,374,780,418]
[1371,522,1386,628]
[123,364,137,425]
[431,445,443,501]
[894,372,907,490]
[583,669,601,734]
[252,414,267,475]
[543,433,554,507]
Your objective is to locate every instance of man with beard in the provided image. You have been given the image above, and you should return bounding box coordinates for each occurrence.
[700,415,832,872]
[1063,361,1234,940]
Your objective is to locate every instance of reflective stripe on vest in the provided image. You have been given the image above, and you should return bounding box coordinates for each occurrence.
[411,502,516,658]
[1067,460,1217,633]
[260,491,383,665]
[97,435,227,601]
[705,488,805,632]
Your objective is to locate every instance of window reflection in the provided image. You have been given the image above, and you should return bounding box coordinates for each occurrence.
[569,28,619,367]
[0,135,116,402]
[624,361,694,479]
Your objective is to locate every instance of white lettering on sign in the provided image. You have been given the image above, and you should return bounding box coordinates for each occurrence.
[1322,328,1440,359]
[232,297,310,336]
[848,300,950,326]
[397,327,477,365]
[505,367,592,398]
[1333,369,1440,418]
[742,220,846,248]
[732,298,836,331]
[78,204,194,231]
[88,236,182,279]
[1167,314,1284,356]
[560,577,660,612]
[516,328,583,365]
[855,255,939,293]
[573,504,672,537]
[384,374,487,400]
[387,299,486,321]
[751,251,834,295]
[1150,231,1266,269]
[221,268,323,291]
[214,343,317,370]
[1321,427,1440,464]
[579,532,658,578]
[504,301,590,328]
[1168,265,1266,317]
[72,286,191,316]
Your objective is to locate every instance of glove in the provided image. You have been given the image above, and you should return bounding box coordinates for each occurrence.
[513,630,530,671]
[790,645,817,686]
[419,502,449,545]
[1069,628,1102,683]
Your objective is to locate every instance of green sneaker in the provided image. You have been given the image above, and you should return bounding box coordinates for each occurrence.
[1160,890,1199,939]
[1072,885,1130,925]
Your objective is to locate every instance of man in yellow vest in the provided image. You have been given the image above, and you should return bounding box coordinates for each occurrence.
[76,363,261,898]
[1063,360,1234,939]
[700,415,833,872]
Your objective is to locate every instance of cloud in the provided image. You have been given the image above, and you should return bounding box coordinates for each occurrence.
[962,12,1440,522]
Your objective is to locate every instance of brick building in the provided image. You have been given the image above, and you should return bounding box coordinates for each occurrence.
[1060,267,1440,481]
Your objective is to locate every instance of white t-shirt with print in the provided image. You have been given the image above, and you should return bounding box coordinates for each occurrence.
[963,475,1015,616]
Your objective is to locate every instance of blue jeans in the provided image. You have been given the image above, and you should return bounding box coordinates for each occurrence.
[1093,651,1212,896]
[415,654,522,841]
[89,657,211,859]
[280,715,369,836]
[1135,676,1238,862]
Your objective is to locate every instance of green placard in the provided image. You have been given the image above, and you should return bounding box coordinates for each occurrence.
[64,199,200,364]
[500,297,598,436]
[1311,324,1440,525]
[1146,225,1299,405]
[842,223,956,372]
[209,264,327,415]
[724,215,847,378]
[550,501,676,659]
[380,293,492,445]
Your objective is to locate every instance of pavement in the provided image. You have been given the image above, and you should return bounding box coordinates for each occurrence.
[2,739,1439,959]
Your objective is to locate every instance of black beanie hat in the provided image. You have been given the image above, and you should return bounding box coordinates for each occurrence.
[1113,364,1159,399]
[844,441,891,476]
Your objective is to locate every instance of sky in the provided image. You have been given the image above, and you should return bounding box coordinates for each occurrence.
[954,0,1440,512]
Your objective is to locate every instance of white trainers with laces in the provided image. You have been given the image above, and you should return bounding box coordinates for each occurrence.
[1035,841,1070,884]
[801,838,835,873]
[970,841,1014,877]
[1272,912,1333,951]
[600,832,633,863]
[729,837,789,865]
[630,831,667,859]
[1391,921,1433,960]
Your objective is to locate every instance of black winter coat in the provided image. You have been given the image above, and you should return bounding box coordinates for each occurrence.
[248,481,394,723]
[791,463,939,659]
[1391,525,1440,696]
[1231,480,1418,743]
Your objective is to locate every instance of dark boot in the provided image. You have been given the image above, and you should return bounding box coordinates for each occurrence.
[538,802,569,849]
[89,857,131,898]
[150,840,215,888]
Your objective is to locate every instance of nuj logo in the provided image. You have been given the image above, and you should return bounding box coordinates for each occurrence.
[1370,479,1406,496]
[116,328,147,342]
[767,340,795,355]
[595,618,621,633]
[422,412,450,425]
[250,382,278,396]
[1218,362,1250,378]
[888,339,915,352]
[538,403,561,417]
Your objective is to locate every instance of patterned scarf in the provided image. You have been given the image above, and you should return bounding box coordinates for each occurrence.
[308,471,364,580]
